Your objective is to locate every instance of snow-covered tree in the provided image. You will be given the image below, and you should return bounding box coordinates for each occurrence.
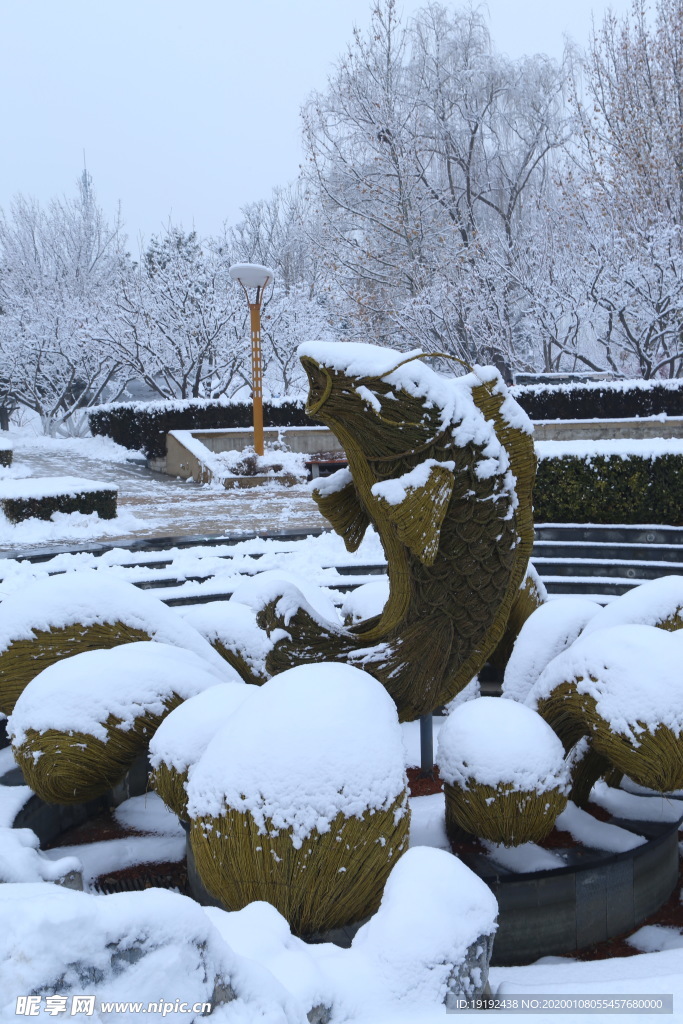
[0,173,126,433]
[108,227,247,399]
[564,0,683,377]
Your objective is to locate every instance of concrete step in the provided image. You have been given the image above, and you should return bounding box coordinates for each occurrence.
[532,558,683,580]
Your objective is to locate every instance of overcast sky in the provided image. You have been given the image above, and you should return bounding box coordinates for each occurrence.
[0,0,634,248]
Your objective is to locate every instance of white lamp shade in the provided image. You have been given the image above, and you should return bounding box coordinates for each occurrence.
[229,263,275,288]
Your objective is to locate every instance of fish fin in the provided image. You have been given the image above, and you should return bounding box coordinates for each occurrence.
[376,462,454,566]
[311,474,370,552]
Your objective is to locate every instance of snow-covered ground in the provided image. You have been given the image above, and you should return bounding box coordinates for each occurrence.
[0,427,326,551]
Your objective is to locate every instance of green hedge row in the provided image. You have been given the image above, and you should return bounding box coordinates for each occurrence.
[534,452,683,525]
[512,378,683,420]
[89,398,309,459]
[1,487,118,524]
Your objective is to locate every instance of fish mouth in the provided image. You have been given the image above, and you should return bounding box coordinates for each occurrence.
[301,356,333,417]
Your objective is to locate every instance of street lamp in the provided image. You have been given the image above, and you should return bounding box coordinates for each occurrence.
[229,263,275,456]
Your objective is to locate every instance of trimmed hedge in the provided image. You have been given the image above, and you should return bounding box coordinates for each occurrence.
[534,452,683,525]
[89,397,309,459]
[1,486,117,524]
[0,448,11,468]
[512,378,683,421]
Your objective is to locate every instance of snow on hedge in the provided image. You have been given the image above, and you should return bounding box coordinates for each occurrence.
[187,663,407,847]
[0,569,235,677]
[9,642,236,747]
[529,624,683,741]
[502,598,602,703]
[229,569,341,627]
[536,438,683,460]
[0,884,298,1024]
[149,684,250,776]
[341,580,390,624]
[180,600,287,680]
[0,476,117,499]
[581,575,683,636]
[437,697,570,794]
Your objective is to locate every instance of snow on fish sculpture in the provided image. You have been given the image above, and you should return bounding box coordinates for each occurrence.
[253,342,536,721]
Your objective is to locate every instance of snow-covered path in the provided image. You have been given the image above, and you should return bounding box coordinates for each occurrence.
[1,434,326,551]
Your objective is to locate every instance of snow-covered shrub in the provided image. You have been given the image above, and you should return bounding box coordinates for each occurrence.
[187,662,409,936]
[581,575,683,636]
[9,641,237,804]
[0,476,117,523]
[488,564,548,677]
[512,376,683,420]
[0,884,298,1023]
[502,597,602,703]
[0,570,231,714]
[0,443,12,468]
[341,580,389,625]
[180,599,286,685]
[437,697,570,846]
[89,395,309,459]
[534,441,683,524]
[150,684,250,819]
[531,624,683,794]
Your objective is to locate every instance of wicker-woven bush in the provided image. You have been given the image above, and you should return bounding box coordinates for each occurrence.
[437,697,570,847]
[9,642,231,805]
[581,574,683,637]
[488,565,547,680]
[0,622,150,717]
[532,623,683,798]
[150,683,250,819]
[0,570,233,715]
[186,662,410,936]
[191,795,409,936]
[501,596,602,705]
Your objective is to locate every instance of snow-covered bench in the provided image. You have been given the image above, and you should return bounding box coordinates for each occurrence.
[0,477,118,523]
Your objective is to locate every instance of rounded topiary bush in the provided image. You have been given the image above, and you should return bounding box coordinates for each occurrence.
[532,624,683,794]
[437,697,570,846]
[501,596,602,704]
[187,662,410,937]
[0,570,232,715]
[150,683,251,819]
[9,641,236,804]
[580,575,683,637]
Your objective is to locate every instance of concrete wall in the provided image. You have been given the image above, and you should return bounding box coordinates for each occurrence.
[534,417,683,441]
[164,426,344,484]
[191,426,342,455]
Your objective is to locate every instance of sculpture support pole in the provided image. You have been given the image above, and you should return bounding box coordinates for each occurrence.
[420,712,433,775]
[250,302,264,456]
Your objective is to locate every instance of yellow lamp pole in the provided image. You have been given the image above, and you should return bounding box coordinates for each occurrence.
[229,263,275,457]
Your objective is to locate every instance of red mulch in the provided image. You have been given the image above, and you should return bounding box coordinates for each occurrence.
[48,811,133,847]
[407,765,444,797]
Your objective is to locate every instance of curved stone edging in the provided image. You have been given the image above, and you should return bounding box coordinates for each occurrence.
[478,817,681,965]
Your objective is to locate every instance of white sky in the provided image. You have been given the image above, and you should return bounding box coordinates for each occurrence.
[0,0,634,246]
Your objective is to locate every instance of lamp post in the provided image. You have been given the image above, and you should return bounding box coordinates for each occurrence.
[229,263,275,456]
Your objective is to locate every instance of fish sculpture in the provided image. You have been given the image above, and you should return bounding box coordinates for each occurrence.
[256,341,537,722]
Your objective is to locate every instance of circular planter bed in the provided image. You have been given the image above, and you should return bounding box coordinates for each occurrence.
[4,758,681,965]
